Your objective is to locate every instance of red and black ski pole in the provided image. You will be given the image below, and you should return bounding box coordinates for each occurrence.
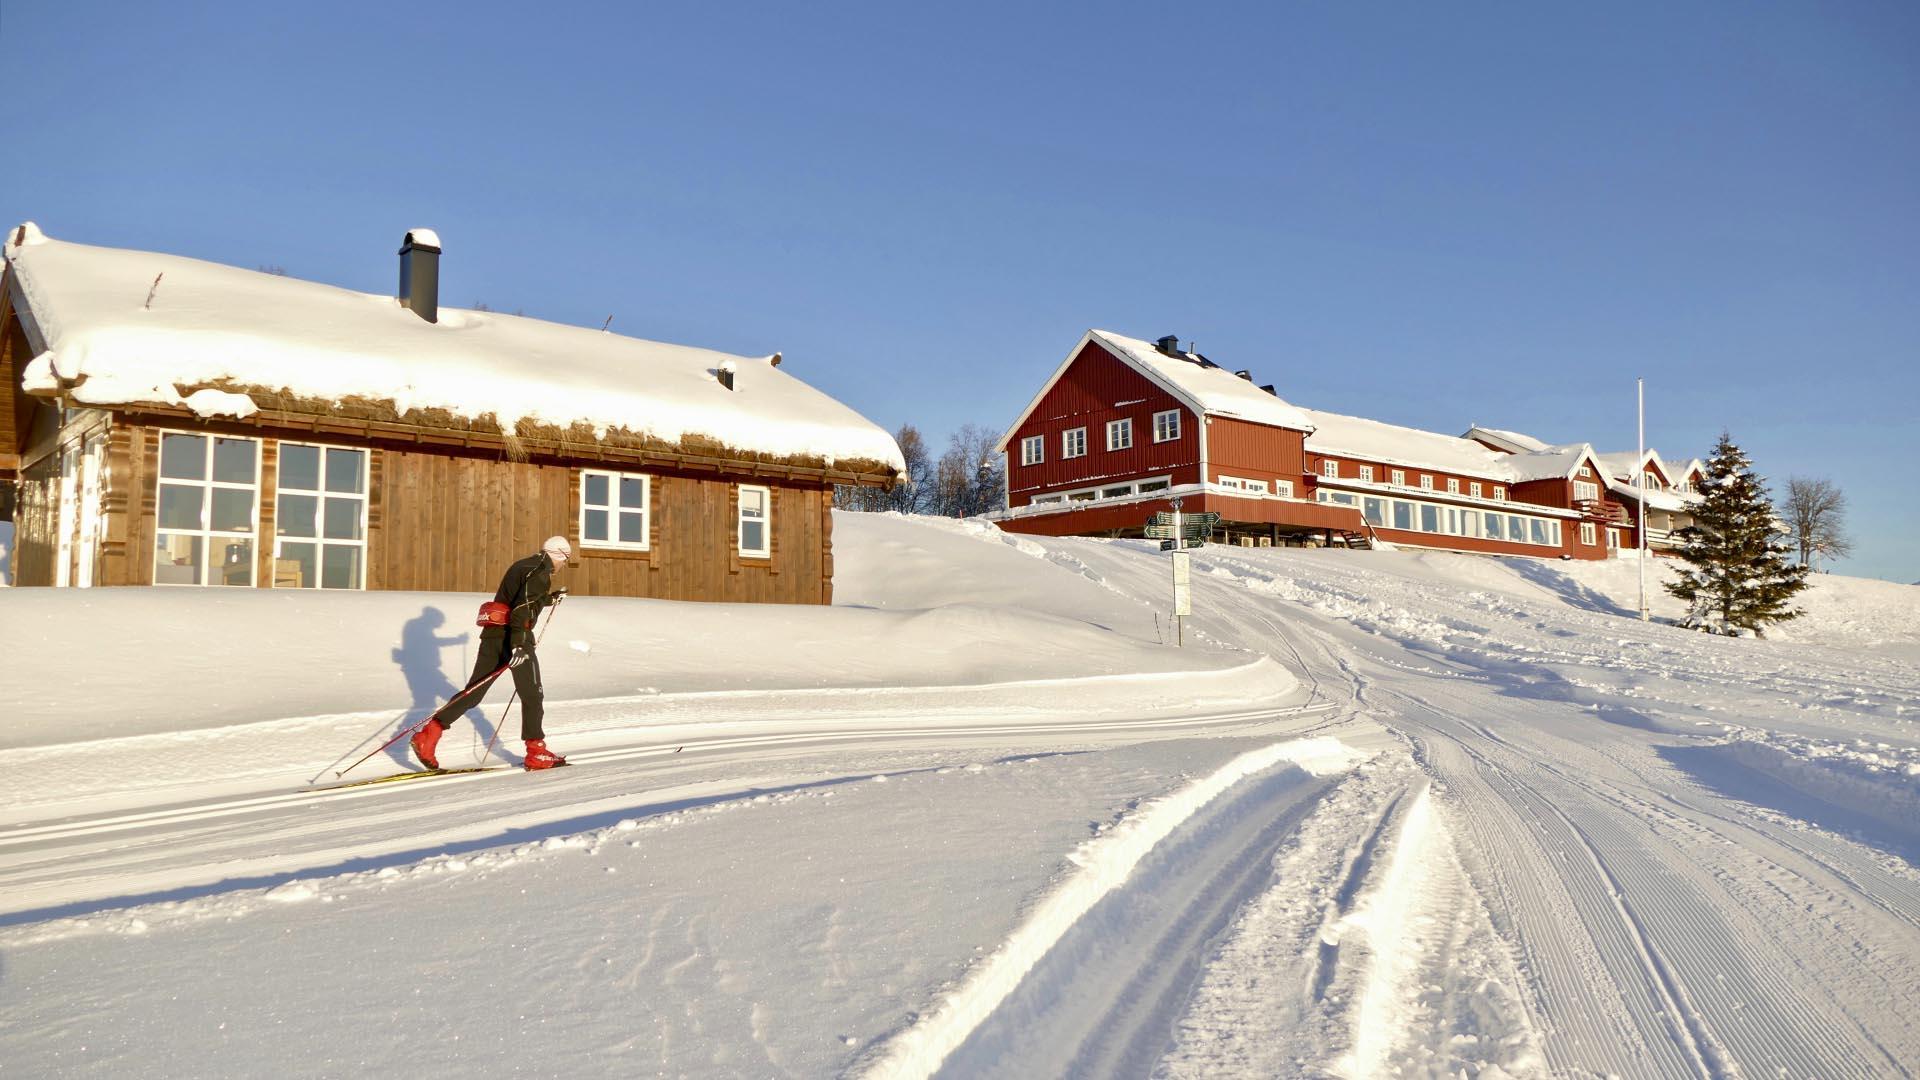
[479,595,563,763]
[335,655,518,779]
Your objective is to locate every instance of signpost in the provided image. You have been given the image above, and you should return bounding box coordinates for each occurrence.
[1150,499,1218,646]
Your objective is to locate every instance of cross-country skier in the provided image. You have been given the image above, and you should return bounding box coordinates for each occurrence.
[412,536,573,771]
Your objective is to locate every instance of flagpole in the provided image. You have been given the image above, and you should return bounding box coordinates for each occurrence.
[1638,377,1648,621]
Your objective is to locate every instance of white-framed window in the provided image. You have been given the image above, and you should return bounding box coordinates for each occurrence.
[1101,484,1134,499]
[1358,465,1375,482]
[1578,465,1593,478]
[1580,522,1598,546]
[1470,482,1483,498]
[1020,435,1044,467]
[1062,427,1088,459]
[1574,480,1600,502]
[1607,528,1621,550]
[1322,459,1339,479]
[1446,477,1460,494]
[1419,474,1434,490]
[1218,475,1270,494]
[1153,410,1181,443]
[737,485,771,558]
[1135,478,1172,494]
[1031,494,1065,506]
[274,443,368,589]
[580,469,650,551]
[1390,469,1406,486]
[1106,418,1133,451]
[1275,479,1295,498]
[155,431,260,587]
[1493,486,1506,501]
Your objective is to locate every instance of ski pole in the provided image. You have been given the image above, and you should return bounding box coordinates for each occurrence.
[336,658,517,778]
[480,597,563,763]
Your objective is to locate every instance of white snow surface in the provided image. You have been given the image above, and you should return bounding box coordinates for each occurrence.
[4,226,904,470]
[3,513,1918,1079]
[1088,330,1317,433]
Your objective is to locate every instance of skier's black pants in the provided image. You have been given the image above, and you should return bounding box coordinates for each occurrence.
[439,628,544,741]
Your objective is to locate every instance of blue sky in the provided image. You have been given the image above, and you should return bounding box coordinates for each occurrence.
[5,1,1916,581]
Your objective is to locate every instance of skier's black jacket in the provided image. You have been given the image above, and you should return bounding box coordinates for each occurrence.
[486,551,559,649]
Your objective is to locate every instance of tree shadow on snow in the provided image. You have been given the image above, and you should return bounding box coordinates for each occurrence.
[1506,559,1636,618]
[1657,743,1920,866]
[388,606,501,766]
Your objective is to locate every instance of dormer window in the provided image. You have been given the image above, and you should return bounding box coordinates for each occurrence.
[1358,465,1374,482]
[1322,460,1339,479]
[1390,469,1406,486]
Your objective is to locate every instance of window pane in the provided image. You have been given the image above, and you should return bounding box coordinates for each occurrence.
[159,485,203,530]
[584,473,610,507]
[1137,480,1169,493]
[741,488,767,518]
[1420,505,1439,533]
[278,493,318,537]
[741,521,766,554]
[618,510,645,544]
[322,545,361,590]
[155,533,203,584]
[325,449,365,494]
[215,538,253,586]
[279,445,321,491]
[1392,502,1412,530]
[278,541,317,589]
[1531,519,1549,545]
[160,434,207,480]
[1509,515,1526,540]
[1486,514,1503,539]
[324,497,362,540]
[210,488,255,532]
[619,476,646,509]
[212,438,256,484]
[584,508,609,542]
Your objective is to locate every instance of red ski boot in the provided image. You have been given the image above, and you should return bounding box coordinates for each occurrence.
[410,719,445,770]
[523,739,568,771]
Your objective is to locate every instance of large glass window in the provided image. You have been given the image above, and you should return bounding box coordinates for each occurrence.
[1485,513,1504,540]
[1392,501,1413,530]
[1362,497,1385,527]
[155,432,259,587]
[580,470,650,551]
[1420,504,1440,532]
[738,485,771,558]
[275,443,367,589]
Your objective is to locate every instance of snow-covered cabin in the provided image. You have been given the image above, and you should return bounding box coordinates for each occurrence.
[991,331,1618,560]
[0,224,903,601]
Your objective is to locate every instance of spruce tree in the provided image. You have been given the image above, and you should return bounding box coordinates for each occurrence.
[1663,431,1809,635]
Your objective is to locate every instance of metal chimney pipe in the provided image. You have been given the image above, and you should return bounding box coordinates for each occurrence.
[398,229,441,324]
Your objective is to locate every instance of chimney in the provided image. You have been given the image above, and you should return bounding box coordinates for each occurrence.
[717,358,737,391]
[1260,384,1278,396]
[1234,369,1253,381]
[1155,334,1181,357]
[398,229,441,324]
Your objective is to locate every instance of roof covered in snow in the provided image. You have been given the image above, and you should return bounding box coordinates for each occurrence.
[1085,331,1315,432]
[1464,426,1553,454]
[3,224,903,473]
[1302,409,1519,479]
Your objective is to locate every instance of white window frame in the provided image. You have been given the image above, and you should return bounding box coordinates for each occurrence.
[737,484,771,558]
[1020,435,1044,467]
[1358,464,1375,482]
[1492,486,1506,501]
[1580,522,1598,546]
[1419,474,1434,490]
[1573,480,1600,502]
[1390,469,1406,487]
[1275,479,1295,498]
[1062,427,1088,459]
[273,441,369,590]
[1446,477,1460,494]
[1607,528,1622,550]
[580,469,652,552]
[154,430,262,588]
[1106,418,1133,451]
[1470,482,1483,498]
[1152,410,1181,443]
[1322,459,1339,479]
[1217,475,1270,494]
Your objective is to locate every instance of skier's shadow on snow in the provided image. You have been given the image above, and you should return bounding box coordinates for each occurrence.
[390,606,500,766]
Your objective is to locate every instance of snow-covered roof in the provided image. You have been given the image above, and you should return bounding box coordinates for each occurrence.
[1504,442,1601,482]
[1085,331,1315,432]
[1464,426,1552,454]
[1594,450,1672,485]
[1603,475,1692,512]
[4,224,903,473]
[1302,409,1517,480]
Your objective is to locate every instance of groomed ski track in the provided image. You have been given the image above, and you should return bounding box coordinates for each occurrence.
[4,519,1916,1078]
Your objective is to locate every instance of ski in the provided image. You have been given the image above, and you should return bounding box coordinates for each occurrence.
[310,766,504,792]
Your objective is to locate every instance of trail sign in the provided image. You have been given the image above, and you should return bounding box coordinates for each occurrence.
[1150,511,1219,528]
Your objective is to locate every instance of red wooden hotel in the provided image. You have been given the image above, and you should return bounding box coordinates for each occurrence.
[992,330,1700,561]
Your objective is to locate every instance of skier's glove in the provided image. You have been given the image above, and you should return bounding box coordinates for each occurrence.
[551,587,568,605]
[509,647,530,668]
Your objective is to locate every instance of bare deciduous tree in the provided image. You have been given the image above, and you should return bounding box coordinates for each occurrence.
[932,424,1004,518]
[1781,476,1852,568]
[834,424,937,513]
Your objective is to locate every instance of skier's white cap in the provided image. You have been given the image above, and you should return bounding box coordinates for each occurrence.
[542,535,573,562]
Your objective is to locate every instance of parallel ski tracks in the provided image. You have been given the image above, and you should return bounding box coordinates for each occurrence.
[0,703,1343,852]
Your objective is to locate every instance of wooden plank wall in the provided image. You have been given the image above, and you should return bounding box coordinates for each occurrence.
[371,445,831,603]
[10,453,57,585]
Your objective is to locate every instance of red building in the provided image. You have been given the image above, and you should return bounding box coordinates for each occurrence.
[993,331,1678,562]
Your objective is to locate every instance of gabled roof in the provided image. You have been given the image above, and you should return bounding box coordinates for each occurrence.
[1463,426,1552,454]
[1594,449,1674,486]
[4,223,904,472]
[1504,442,1606,483]
[996,329,1314,452]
